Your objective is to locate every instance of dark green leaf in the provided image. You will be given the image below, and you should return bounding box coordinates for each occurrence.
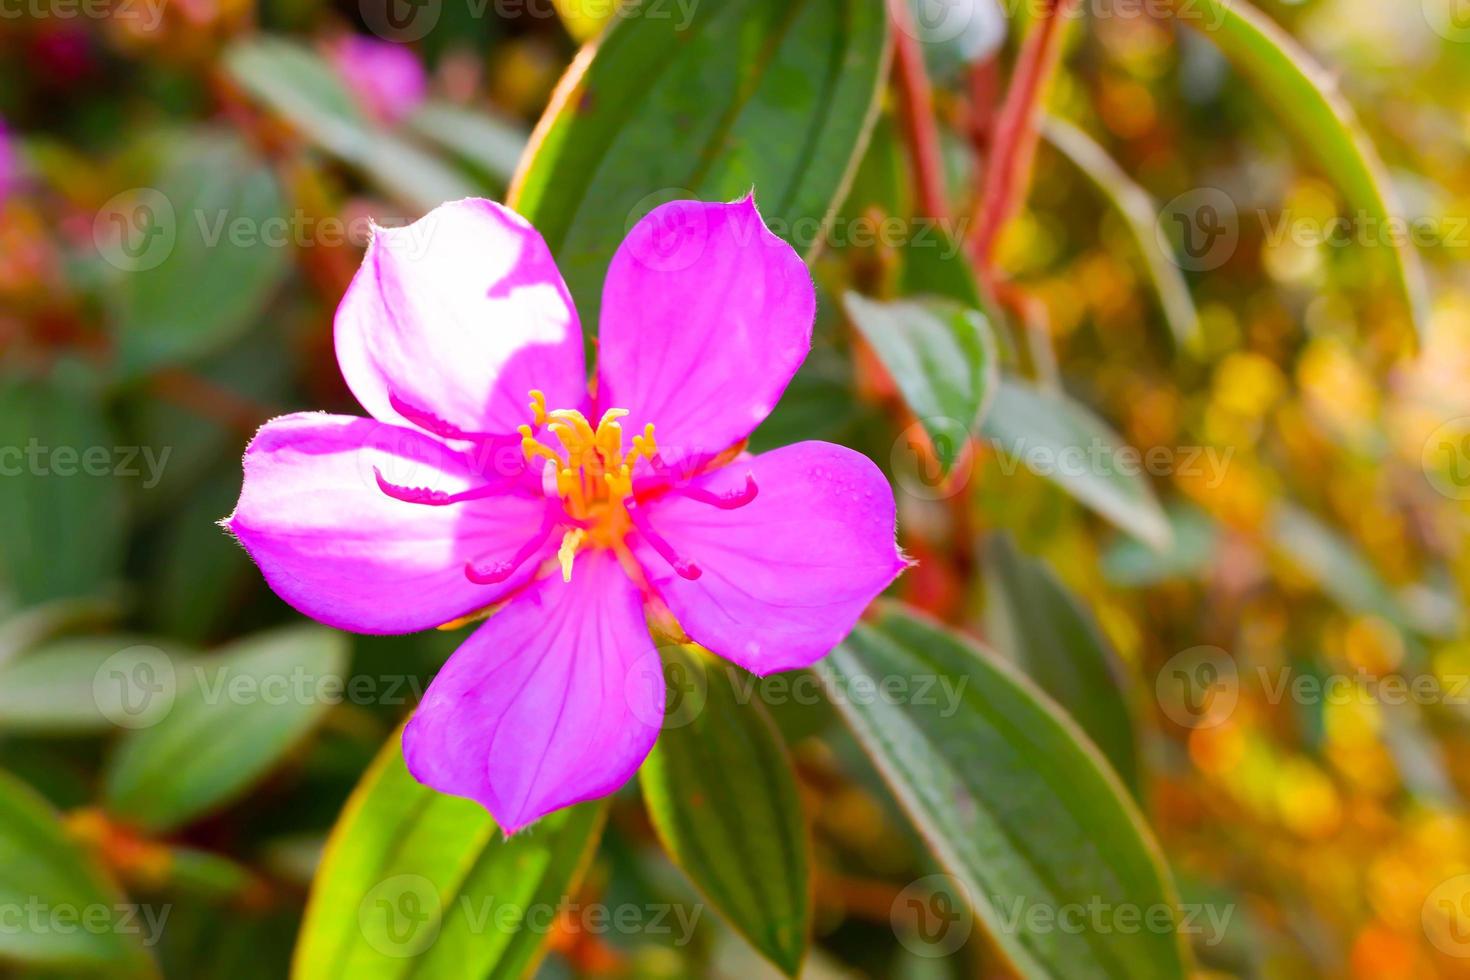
[106,133,290,377]
[844,293,997,475]
[0,367,127,604]
[821,603,1189,979]
[103,625,348,832]
[981,378,1172,550]
[639,646,809,976]
[292,730,606,979]
[509,0,890,324]
[983,535,1139,791]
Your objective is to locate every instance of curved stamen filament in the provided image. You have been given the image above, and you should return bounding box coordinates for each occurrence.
[465,507,558,585]
[627,503,701,580]
[678,473,758,510]
[374,468,517,507]
[388,390,489,444]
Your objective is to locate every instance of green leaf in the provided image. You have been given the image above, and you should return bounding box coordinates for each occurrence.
[0,367,127,604]
[1270,503,1450,636]
[106,133,291,377]
[0,636,193,735]
[0,770,156,975]
[821,604,1189,979]
[292,729,606,979]
[222,37,478,209]
[843,293,997,475]
[1101,505,1220,587]
[102,626,348,832]
[1165,0,1430,341]
[0,595,123,669]
[981,378,1172,550]
[639,646,809,976]
[898,222,987,312]
[1041,116,1201,349]
[404,102,528,189]
[983,535,1139,792]
[509,0,890,325]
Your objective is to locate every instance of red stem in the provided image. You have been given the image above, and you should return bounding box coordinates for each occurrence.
[967,0,1079,267]
[887,0,949,219]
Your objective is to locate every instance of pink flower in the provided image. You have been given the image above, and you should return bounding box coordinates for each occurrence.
[329,36,427,125]
[226,197,907,832]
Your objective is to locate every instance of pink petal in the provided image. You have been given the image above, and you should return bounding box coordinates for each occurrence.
[226,413,554,634]
[403,550,663,832]
[596,197,814,465]
[330,36,428,125]
[335,198,587,440]
[634,442,907,675]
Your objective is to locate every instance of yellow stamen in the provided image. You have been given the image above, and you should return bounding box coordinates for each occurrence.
[517,392,661,579]
[557,528,585,582]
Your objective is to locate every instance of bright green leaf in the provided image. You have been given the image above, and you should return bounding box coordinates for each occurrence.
[639,646,809,976]
[509,0,890,325]
[982,378,1172,550]
[983,535,1139,792]
[292,729,606,979]
[844,293,997,475]
[821,603,1189,979]
[103,626,348,832]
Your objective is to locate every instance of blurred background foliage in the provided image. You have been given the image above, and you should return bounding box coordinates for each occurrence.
[1,0,1470,977]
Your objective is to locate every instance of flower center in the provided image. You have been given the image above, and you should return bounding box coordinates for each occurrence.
[518,390,658,580]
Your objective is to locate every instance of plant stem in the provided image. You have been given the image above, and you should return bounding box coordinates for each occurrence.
[968,0,1079,268]
[887,0,949,218]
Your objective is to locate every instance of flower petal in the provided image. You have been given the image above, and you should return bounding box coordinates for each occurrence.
[596,197,814,463]
[336,198,587,439]
[634,441,907,675]
[403,550,663,832]
[226,413,554,634]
